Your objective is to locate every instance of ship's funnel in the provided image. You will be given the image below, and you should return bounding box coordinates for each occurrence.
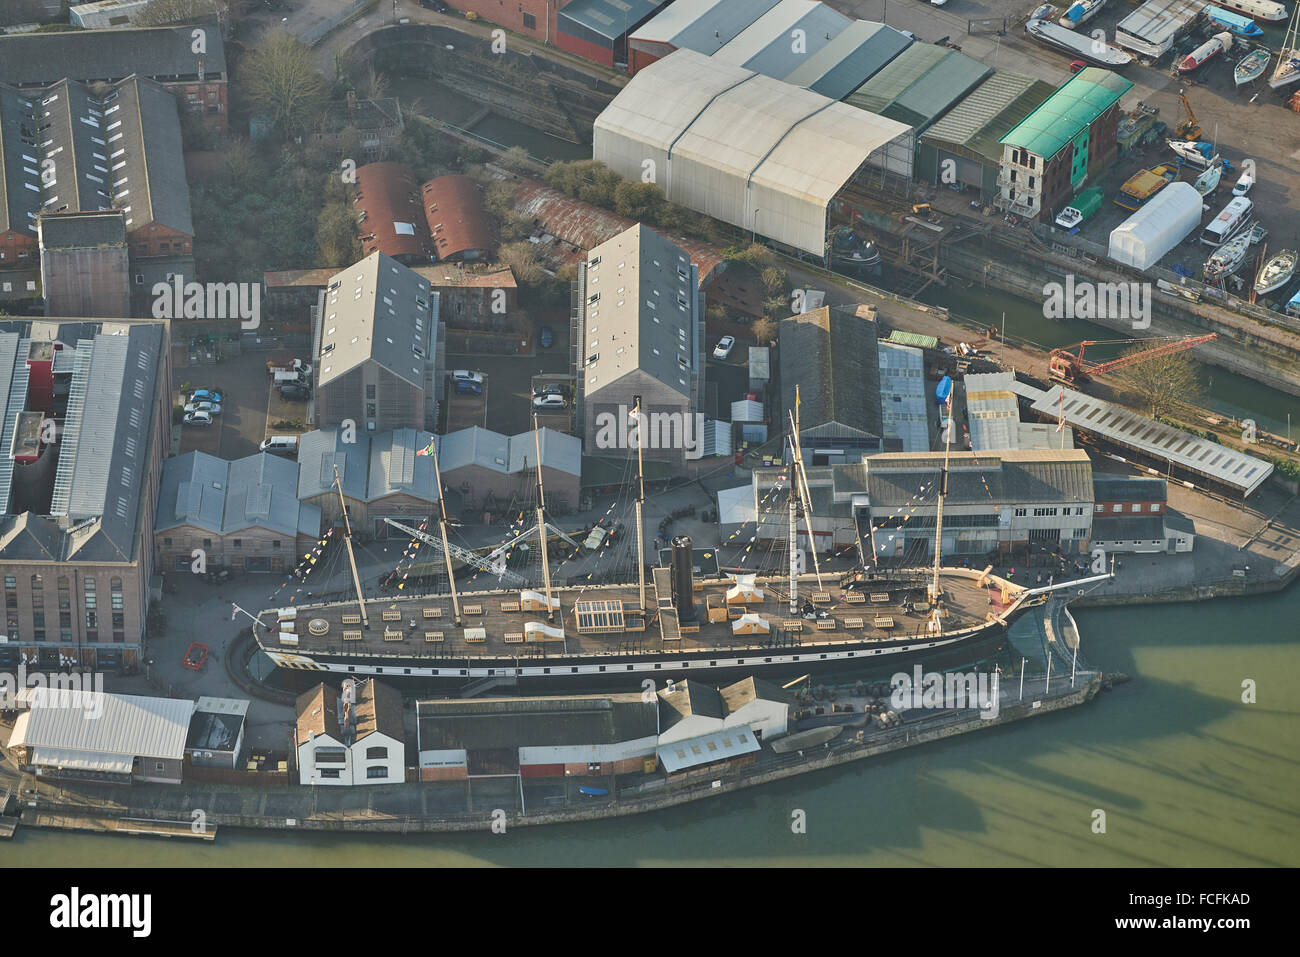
[671,536,696,623]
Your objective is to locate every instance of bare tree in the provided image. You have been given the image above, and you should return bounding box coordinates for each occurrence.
[1114,348,1204,419]
[498,242,545,284]
[135,0,225,26]
[751,316,778,346]
[241,30,330,135]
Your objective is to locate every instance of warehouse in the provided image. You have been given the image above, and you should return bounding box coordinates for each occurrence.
[593,49,913,257]
[711,0,851,77]
[627,0,781,73]
[918,72,1055,202]
[782,19,913,100]
[555,0,668,67]
[845,43,993,139]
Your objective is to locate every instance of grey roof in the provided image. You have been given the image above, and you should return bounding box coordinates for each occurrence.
[51,322,163,563]
[583,224,698,399]
[10,691,195,761]
[297,429,372,501]
[1,75,193,238]
[877,341,928,452]
[965,372,1022,452]
[0,84,41,238]
[864,449,1094,508]
[630,0,782,53]
[1092,515,1166,541]
[0,25,227,87]
[1163,508,1194,534]
[920,71,1055,165]
[156,450,320,538]
[367,428,439,502]
[437,426,582,478]
[713,0,852,79]
[780,306,881,441]
[719,676,793,711]
[418,694,658,750]
[845,44,992,132]
[558,0,667,41]
[318,251,435,389]
[1092,475,1167,503]
[38,209,128,249]
[782,19,912,100]
[658,679,725,729]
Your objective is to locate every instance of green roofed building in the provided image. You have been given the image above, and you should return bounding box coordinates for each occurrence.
[996,66,1134,223]
[918,72,1055,204]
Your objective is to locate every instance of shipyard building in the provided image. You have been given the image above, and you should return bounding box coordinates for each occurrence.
[0,320,171,673]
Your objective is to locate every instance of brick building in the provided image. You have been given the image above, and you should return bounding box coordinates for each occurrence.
[0,319,171,674]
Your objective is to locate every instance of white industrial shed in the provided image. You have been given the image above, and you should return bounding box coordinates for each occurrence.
[1109,181,1202,271]
[594,48,913,256]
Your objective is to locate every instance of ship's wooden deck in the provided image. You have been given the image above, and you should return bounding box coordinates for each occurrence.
[258,570,1016,660]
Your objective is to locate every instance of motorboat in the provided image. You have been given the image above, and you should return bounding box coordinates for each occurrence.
[1234,48,1272,84]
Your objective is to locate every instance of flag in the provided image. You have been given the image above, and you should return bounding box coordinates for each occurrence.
[416,437,435,457]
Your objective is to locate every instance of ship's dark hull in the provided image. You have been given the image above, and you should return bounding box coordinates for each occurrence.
[262,617,1012,694]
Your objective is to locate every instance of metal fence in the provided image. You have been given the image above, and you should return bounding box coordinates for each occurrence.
[302,0,377,48]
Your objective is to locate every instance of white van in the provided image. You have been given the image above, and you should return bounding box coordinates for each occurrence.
[273,369,307,385]
[260,435,299,455]
[1201,196,1253,246]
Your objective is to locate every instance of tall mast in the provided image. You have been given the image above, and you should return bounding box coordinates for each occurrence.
[633,398,647,612]
[929,394,953,634]
[425,435,462,626]
[532,414,555,622]
[787,406,823,590]
[333,464,368,627]
[788,435,800,616]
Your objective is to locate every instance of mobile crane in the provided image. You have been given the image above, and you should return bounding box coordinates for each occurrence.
[1048,333,1218,383]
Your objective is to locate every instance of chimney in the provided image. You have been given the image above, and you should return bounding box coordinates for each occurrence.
[671,536,696,623]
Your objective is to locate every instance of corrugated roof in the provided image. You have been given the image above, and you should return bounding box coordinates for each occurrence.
[877,340,928,452]
[864,448,1094,507]
[420,174,492,262]
[658,726,760,771]
[11,691,195,761]
[965,371,1022,452]
[156,450,319,537]
[845,44,992,131]
[921,72,1056,165]
[354,162,430,261]
[630,0,781,51]
[593,48,913,256]
[368,427,439,502]
[712,0,851,78]
[780,305,882,441]
[297,428,371,501]
[782,19,912,100]
[318,251,435,389]
[999,67,1134,159]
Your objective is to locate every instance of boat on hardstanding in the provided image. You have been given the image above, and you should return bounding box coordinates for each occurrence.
[1234,48,1273,84]
[1206,5,1265,36]
[1179,31,1236,72]
[1168,139,1220,167]
[1214,0,1288,22]
[1026,17,1133,65]
[253,396,1111,689]
[1270,4,1300,88]
[1193,163,1223,195]
[1255,250,1297,294]
[1058,0,1108,29]
[1205,230,1253,279]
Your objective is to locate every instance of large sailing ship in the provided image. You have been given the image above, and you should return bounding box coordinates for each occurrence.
[253,393,1109,690]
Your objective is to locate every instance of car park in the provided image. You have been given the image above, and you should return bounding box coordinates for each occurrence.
[533,393,566,410]
[184,410,213,426]
[184,400,222,416]
[713,335,736,360]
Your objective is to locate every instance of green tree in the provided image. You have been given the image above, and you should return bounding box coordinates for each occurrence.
[613,180,666,222]
[241,30,330,135]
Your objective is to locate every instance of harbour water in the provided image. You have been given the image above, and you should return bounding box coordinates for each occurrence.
[6,587,1298,867]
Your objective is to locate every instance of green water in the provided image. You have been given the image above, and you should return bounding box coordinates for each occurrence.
[6,588,1298,867]
[927,283,1300,437]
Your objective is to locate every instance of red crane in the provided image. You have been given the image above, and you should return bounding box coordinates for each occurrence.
[1048,333,1218,382]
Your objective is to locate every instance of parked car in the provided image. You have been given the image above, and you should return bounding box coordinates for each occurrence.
[455,379,483,395]
[260,435,299,455]
[419,0,449,9]
[184,400,222,416]
[452,369,484,383]
[188,389,223,404]
[534,383,571,398]
[277,383,311,400]
[184,410,213,426]
[713,335,736,360]
[1232,171,1254,196]
[539,325,554,349]
[1069,59,1088,74]
[533,393,566,410]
